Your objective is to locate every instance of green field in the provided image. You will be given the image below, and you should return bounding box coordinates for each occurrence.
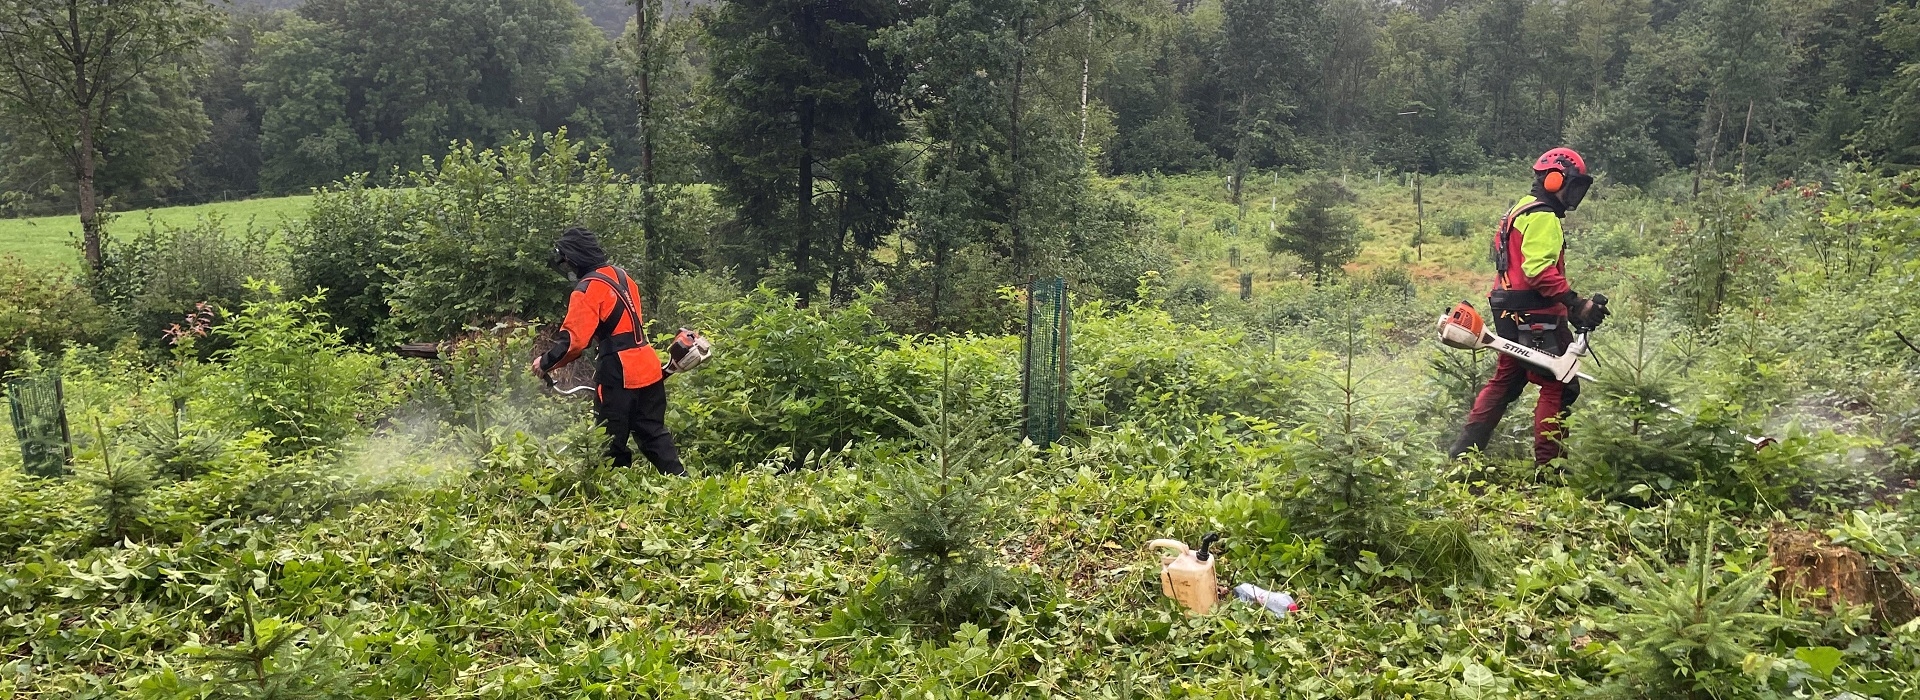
[0,195,312,269]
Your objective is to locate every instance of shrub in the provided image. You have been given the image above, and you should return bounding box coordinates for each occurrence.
[385,131,646,341]
[1069,301,1312,435]
[1358,265,1415,298]
[667,286,1022,472]
[1666,183,1765,326]
[650,184,730,285]
[89,214,277,345]
[1155,268,1223,314]
[0,259,115,375]
[1061,188,1170,302]
[1565,88,1674,189]
[286,175,413,345]
[674,287,910,469]
[210,283,387,455]
[1237,282,1423,354]
[290,136,718,345]
[143,431,402,535]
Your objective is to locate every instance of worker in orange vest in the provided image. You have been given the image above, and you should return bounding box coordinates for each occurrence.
[532,227,685,475]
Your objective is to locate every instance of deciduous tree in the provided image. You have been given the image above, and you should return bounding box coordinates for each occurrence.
[0,0,221,269]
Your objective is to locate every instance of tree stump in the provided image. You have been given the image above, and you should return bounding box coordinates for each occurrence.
[1769,525,1920,629]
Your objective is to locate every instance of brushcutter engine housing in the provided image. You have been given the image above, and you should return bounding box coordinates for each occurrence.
[663,328,712,376]
[1436,301,1588,383]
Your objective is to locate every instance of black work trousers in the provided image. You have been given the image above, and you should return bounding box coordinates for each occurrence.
[595,380,686,475]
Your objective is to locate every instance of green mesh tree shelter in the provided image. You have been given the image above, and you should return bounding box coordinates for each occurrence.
[7,371,71,477]
[1023,277,1070,445]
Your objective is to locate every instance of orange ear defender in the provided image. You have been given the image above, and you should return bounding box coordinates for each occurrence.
[1543,170,1564,193]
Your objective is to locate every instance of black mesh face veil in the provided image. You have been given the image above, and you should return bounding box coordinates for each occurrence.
[1558,174,1593,211]
[553,227,609,275]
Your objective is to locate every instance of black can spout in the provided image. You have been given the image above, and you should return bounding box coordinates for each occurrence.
[1196,532,1221,561]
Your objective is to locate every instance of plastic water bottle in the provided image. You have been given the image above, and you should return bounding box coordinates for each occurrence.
[1233,583,1298,617]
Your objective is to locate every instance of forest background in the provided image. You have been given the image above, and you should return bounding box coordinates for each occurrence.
[5,0,1920,327]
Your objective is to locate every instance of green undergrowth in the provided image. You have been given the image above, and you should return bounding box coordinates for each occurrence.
[3,286,1918,698]
[4,169,1920,697]
[6,421,1916,697]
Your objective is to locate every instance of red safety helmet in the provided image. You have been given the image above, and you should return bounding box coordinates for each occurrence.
[1532,148,1588,193]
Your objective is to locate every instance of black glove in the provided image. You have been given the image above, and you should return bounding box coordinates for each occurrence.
[1560,292,1609,331]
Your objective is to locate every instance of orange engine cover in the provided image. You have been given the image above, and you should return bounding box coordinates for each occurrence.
[1446,301,1484,335]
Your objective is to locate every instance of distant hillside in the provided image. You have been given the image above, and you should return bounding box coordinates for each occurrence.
[223,0,709,38]
[574,0,631,37]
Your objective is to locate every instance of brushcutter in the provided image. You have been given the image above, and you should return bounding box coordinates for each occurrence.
[543,328,713,396]
[1436,299,1774,449]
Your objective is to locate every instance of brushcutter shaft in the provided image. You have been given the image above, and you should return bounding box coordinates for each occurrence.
[1440,302,1774,449]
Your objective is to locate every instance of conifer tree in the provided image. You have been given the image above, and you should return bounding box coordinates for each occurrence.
[888,0,1096,326]
[704,0,908,307]
[1272,180,1363,285]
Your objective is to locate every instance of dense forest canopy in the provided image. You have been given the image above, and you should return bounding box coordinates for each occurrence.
[4,0,1917,218]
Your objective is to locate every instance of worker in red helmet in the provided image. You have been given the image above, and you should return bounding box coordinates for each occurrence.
[1448,148,1610,466]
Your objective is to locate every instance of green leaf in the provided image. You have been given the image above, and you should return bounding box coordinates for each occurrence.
[1794,646,1843,679]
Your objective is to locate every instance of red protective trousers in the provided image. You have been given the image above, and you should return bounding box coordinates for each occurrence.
[1453,318,1581,465]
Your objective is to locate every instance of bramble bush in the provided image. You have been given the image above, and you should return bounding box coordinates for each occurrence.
[89,214,277,347]
[0,258,114,375]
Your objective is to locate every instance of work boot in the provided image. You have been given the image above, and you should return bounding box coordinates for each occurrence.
[1448,420,1499,460]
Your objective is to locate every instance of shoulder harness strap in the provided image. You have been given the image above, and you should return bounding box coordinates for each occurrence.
[1493,200,1556,290]
[582,267,647,351]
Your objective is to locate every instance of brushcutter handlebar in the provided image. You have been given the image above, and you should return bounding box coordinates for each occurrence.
[1570,293,1610,333]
